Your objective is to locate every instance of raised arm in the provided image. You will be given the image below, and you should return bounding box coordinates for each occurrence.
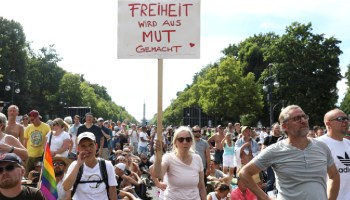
[207,134,215,148]
[153,140,168,179]
[239,162,269,200]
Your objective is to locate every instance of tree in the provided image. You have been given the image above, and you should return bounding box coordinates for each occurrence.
[26,46,65,115]
[59,73,83,106]
[266,22,342,125]
[161,56,263,126]
[0,17,28,108]
[340,63,350,113]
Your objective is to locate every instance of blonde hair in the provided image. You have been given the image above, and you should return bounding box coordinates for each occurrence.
[172,126,195,153]
[0,113,7,131]
[53,118,69,131]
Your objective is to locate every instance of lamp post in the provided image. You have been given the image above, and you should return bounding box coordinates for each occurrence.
[273,100,286,113]
[4,70,20,105]
[263,64,279,127]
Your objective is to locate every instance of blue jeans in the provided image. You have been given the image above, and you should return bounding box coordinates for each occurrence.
[138,146,148,154]
[265,166,275,192]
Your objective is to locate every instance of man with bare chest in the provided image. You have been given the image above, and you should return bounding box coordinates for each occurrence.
[208,125,225,165]
[5,105,24,145]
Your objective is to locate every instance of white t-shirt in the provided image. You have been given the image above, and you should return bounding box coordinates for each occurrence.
[69,124,82,153]
[163,152,203,200]
[317,135,350,200]
[139,132,148,147]
[57,175,67,200]
[128,130,139,143]
[153,132,167,144]
[46,131,70,157]
[65,160,118,200]
[259,131,268,143]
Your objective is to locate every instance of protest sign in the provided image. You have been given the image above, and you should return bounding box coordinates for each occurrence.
[118,0,200,59]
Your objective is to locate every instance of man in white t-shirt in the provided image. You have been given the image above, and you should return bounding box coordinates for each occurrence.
[259,127,268,143]
[138,126,149,154]
[62,132,117,200]
[317,108,350,200]
[127,124,139,155]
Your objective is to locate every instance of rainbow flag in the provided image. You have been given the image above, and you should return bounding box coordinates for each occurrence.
[40,143,58,200]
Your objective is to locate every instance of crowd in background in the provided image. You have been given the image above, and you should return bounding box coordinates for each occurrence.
[0,104,350,200]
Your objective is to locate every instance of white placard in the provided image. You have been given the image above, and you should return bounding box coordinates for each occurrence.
[118,0,200,59]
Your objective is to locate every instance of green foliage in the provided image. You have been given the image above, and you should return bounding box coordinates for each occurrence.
[0,17,136,123]
[266,22,342,125]
[340,63,350,113]
[0,17,28,108]
[161,56,263,126]
[240,114,258,127]
[163,22,343,127]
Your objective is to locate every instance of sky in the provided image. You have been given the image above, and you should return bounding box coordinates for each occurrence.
[1,0,349,121]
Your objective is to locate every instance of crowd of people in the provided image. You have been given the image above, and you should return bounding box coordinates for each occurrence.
[0,104,350,200]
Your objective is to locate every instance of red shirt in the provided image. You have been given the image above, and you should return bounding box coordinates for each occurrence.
[230,188,257,200]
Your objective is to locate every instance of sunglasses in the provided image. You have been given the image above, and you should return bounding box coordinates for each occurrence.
[192,130,201,133]
[284,114,309,123]
[0,164,19,174]
[330,116,349,122]
[53,122,59,126]
[53,162,65,167]
[177,137,193,143]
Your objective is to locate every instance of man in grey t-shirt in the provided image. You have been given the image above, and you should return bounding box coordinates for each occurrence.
[239,105,340,200]
[193,125,210,179]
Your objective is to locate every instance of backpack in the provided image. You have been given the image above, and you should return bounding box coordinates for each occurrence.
[71,158,109,199]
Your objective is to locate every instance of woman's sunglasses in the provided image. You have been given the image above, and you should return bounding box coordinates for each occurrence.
[177,137,193,143]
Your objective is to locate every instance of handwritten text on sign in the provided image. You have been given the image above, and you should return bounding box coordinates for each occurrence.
[118,0,200,59]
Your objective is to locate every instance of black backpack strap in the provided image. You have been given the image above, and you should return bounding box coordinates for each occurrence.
[99,158,110,199]
[71,164,84,198]
[267,135,273,146]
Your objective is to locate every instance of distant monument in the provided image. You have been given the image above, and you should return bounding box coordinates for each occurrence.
[141,101,147,125]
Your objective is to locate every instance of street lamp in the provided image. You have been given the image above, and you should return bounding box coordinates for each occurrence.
[4,70,20,105]
[263,64,279,127]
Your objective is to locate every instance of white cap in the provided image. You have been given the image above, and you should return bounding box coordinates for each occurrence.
[77,132,96,144]
[115,163,126,171]
[97,117,104,122]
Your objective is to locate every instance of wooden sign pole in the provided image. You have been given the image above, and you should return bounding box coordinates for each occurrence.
[156,58,163,163]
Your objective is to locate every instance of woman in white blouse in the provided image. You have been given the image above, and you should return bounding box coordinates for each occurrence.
[154,126,206,200]
[45,118,70,157]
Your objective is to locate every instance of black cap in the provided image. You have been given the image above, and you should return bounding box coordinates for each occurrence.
[0,153,23,165]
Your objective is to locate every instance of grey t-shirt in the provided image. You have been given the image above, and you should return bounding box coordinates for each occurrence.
[253,139,334,200]
[195,138,210,169]
[214,169,224,179]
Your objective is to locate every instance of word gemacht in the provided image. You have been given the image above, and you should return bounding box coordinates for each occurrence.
[136,45,182,53]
